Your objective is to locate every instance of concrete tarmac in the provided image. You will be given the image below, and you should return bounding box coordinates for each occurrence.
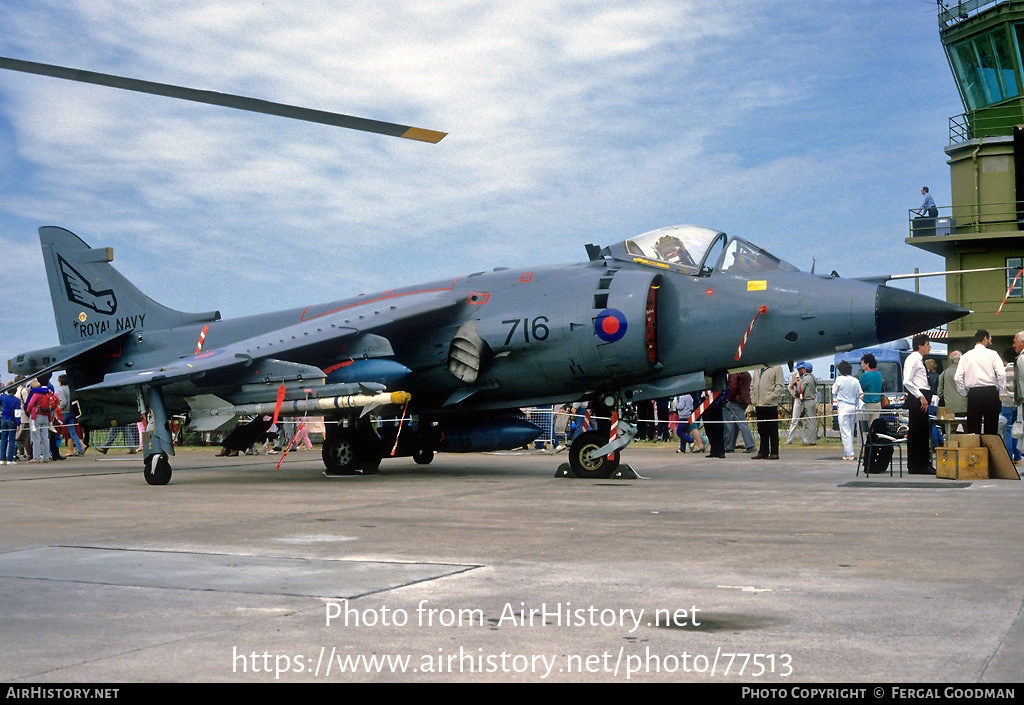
[0,444,1021,683]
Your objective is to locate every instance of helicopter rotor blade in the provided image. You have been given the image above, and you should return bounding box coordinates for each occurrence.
[0,56,446,143]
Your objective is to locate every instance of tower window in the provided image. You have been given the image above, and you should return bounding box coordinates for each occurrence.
[950,27,1020,110]
[1007,257,1023,297]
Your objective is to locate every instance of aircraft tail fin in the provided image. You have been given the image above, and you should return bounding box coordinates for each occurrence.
[40,226,220,345]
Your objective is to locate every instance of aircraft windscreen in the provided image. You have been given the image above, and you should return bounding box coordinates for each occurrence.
[718,238,799,274]
[614,226,722,272]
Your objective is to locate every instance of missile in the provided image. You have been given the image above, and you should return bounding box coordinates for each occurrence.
[228,381,386,406]
[187,391,411,432]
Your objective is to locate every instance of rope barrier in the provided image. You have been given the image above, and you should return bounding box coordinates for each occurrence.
[22,404,880,438]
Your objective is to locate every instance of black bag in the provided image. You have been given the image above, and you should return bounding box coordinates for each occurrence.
[865,417,894,475]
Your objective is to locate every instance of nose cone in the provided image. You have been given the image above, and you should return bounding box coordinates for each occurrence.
[875,286,969,344]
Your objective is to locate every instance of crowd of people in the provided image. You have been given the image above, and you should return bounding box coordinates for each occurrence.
[900,328,1024,475]
[547,339,1012,474]
[0,373,89,464]
[0,369,327,464]
[0,367,327,463]
[552,363,803,462]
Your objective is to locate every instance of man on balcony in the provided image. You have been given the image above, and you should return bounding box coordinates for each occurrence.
[917,186,938,217]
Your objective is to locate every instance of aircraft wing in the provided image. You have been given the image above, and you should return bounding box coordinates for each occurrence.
[79,349,258,392]
[2,330,130,394]
[79,292,460,392]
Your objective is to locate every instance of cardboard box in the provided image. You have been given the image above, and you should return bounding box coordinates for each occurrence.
[937,447,988,480]
[948,433,981,449]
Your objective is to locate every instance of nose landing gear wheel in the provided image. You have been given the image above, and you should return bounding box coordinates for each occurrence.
[569,430,620,479]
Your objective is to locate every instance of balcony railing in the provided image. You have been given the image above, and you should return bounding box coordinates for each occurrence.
[907,202,1024,238]
[949,106,1022,142]
[939,0,1003,28]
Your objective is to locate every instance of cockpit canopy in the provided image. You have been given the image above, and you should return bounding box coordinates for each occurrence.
[604,225,799,275]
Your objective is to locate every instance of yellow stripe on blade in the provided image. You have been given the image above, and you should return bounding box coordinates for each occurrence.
[401,127,447,143]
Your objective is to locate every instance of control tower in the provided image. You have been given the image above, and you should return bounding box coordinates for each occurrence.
[909,0,1024,352]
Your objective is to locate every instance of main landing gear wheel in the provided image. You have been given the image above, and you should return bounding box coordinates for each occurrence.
[323,431,360,475]
[144,454,172,485]
[413,448,434,465]
[569,430,620,479]
[322,429,384,475]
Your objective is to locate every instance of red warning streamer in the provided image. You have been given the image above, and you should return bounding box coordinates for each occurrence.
[608,410,618,461]
[996,269,1024,315]
[688,391,722,424]
[271,385,286,427]
[391,401,409,457]
[275,421,305,470]
[735,305,769,361]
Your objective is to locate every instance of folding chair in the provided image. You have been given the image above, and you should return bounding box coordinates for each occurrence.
[856,413,905,477]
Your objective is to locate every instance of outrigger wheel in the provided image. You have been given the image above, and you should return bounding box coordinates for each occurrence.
[144,453,172,485]
[568,430,620,479]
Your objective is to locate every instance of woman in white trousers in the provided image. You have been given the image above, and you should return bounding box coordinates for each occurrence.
[832,361,863,461]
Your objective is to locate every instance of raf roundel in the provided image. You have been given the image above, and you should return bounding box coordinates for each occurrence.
[595,308,628,343]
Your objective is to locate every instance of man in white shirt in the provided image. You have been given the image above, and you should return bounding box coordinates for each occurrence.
[903,333,934,474]
[954,329,1006,435]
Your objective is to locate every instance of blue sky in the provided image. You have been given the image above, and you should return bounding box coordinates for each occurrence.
[0,0,962,370]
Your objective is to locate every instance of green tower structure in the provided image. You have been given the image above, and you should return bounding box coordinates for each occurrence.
[910,0,1024,353]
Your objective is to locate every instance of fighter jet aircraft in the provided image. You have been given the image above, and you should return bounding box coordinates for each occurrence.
[9,223,967,484]
[1,58,970,484]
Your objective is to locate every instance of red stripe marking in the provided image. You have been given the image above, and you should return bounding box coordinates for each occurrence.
[299,279,461,322]
[323,360,354,375]
[194,325,209,354]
